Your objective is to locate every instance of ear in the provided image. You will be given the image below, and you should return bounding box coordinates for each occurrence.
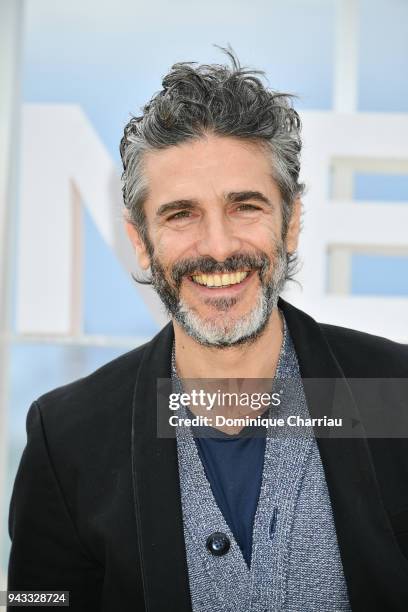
[125,221,151,270]
[285,197,302,254]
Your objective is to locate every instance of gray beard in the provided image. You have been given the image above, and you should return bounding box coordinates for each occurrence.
[173,250,287,347]
[149,245,288,348]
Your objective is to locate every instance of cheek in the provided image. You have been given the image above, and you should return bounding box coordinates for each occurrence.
[152,231,172,260]
[155,228,196,260]
[240,224,281,252]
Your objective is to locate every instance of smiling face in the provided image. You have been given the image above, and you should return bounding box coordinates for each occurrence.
[126,134,301,347]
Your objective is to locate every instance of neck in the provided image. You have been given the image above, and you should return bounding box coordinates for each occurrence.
[172,307,284,379]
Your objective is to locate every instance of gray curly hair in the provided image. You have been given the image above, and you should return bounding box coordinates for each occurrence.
[120,49,304,278]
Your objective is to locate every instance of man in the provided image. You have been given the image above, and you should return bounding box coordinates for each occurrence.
[7,52,408,611]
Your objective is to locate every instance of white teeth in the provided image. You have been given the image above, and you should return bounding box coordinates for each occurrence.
[191,271,249,287]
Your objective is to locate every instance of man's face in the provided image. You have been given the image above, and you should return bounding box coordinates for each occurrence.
[127,134,300,347]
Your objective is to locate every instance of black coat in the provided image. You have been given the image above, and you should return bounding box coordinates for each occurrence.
[7,297,408,611]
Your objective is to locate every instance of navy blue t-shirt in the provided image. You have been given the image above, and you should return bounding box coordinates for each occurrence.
[191,419,266,567]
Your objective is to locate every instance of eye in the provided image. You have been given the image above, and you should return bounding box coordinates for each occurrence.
[235,204,261,212]
[167,210,192,221]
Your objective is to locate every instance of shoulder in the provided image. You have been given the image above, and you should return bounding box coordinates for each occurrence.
[32,340,149,441]
[23,321,174,467]
[319,322,408,377]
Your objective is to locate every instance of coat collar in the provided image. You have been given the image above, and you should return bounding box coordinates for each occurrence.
[131,297,408,611]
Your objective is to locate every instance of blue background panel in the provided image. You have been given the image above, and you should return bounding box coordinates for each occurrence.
[354,174,408,202]
[351,254,408,296]
[83,206,158,337]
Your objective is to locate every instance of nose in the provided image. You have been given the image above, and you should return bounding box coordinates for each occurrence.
[195,211,242,262]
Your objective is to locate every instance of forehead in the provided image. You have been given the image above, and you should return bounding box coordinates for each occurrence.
[142,134,280,206]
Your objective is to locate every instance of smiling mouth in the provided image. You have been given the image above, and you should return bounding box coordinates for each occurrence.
[190,270,250,288]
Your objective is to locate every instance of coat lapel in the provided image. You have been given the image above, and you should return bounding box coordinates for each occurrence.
[131,321,192,612]
[279,297,408,611]
[131,297,408,612]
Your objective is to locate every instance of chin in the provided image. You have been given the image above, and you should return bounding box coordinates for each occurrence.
[175,293,271,348]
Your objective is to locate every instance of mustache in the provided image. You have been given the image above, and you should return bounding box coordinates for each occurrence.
[170,253,271,286]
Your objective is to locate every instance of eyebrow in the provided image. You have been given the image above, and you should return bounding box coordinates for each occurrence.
[156,200,199,218]
[225,191,272,207]
[155,191,273,218]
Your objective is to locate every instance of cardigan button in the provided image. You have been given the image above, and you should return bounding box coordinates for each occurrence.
[206,532,230,556]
